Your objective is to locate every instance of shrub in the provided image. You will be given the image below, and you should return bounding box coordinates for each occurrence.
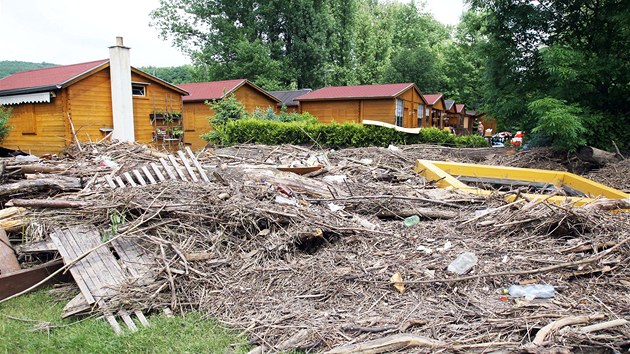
[0,106,12,142]
[203,118,489,148]
[528,97,586,152]
[208,94,248,126]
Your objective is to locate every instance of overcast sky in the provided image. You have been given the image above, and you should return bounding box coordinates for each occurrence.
[0,0,464,68]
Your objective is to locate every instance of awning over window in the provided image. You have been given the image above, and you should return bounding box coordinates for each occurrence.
[0,92,52,105]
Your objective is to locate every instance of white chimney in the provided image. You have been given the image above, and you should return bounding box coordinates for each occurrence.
[109,36,135,142]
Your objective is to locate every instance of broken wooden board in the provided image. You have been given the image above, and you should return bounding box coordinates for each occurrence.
[50,226,125,304]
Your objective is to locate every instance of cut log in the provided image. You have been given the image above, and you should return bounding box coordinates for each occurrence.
[19,165,66,174]
[584,198,630,211]
[0,207,27,233]
[325,333,445,354]
[235,166,346,199]
[577,146,620,166]
[0,177,82,198]
[6,198,91,209]
[0,228,20,274]
[376,207,457,220]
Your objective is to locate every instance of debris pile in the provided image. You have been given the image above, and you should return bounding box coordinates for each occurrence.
[1,142,628,353]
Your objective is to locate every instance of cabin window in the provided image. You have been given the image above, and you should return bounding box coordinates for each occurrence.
[418,104,424,125]
[395,99,404,126]
[132,84,146,97]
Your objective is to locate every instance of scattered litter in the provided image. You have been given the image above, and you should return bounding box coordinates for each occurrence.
[328,203,344,212]
[416,245,433,254]
[0,141,628,352]
[507,284,555,299]
[322,175,347,184]
[447,252,478,275]
[390,271,405,294]
[275,195,297,206]
[403,215,420,227]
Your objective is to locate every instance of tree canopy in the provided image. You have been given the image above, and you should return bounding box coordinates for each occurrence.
[150,0,630,150]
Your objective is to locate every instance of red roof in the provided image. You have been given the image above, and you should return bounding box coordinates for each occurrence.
[0,59,109,92]
[456,104,465,113]
[178,80,247,102]
[296,83,417,101]
[423,94,443,105]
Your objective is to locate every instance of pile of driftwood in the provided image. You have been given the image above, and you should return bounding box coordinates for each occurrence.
[0,142,628,353]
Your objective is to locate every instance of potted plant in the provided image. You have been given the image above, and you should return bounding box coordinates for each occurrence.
[170,128,184,139]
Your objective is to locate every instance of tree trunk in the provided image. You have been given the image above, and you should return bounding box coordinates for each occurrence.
[577,146,620,166]
[6,198,91,209]
[0,177,82,198]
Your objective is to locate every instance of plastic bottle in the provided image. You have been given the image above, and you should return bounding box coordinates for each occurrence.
[507,284,555,299]
[447,252,478,275]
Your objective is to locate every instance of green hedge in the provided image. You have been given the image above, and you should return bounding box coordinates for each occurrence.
[202,119,489,148]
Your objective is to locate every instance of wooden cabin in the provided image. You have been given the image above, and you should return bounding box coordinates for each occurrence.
[443,99,462,132]
[296,83,427,128]
[178,79,280,150]
[0,39,187,156]
[472,112,496,135]
[422,94,446,129]
[456,104,471,133]
[268,89,312,113]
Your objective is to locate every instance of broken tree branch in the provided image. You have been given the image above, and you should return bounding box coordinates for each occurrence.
[533,314,605,345]
[325,333,445,354]
[6,199,91,209]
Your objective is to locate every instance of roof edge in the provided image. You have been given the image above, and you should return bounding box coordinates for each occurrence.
[131,67,189,96]
[0,85,60,97]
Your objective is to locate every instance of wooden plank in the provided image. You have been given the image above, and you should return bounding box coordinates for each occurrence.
[159,158,178,180]
[115,176,126,188]
[132,170,147,186]
[167,155,189,181]
[177,150,199,182]
[119,309,138,332]
[123,172,138,187]
[141,166,157,184]
[150,163,166,182]
[111,236,154,283]
[134,310,150,327]
[185,146,210,182]
[104,175,117,189]
[62,293,91,319]
[99,301,122,335]
[60,228,114,300]
[49,231,96,304]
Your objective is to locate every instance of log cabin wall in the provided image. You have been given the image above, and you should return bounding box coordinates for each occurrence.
[182,83,279,150]
[67,68,113,144]
[130,71,184,144]
[2,92,68,156]
[182,101,214,150]
[233,84,279,114]
[299,100,361,124]
[361,99,395,124]
[396,87,422,128]
[300,86,425,128]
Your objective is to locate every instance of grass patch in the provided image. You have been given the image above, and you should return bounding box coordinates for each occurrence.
[0,288,248,353]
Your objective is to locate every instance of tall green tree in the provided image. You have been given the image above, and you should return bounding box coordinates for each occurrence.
[469,0,630,149]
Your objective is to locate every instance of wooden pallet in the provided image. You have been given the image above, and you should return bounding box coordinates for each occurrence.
[102,147,209,189]
[51,226,156,334]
